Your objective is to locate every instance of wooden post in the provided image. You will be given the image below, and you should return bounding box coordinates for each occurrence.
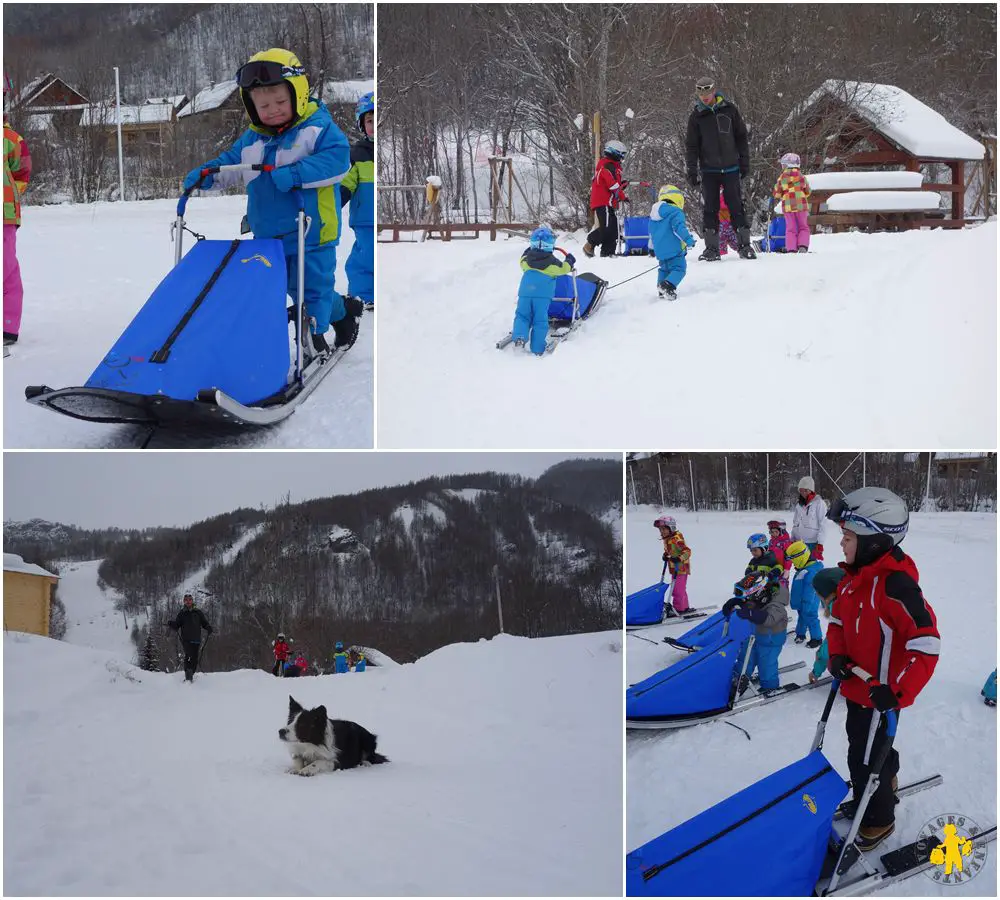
[952,160,965,221]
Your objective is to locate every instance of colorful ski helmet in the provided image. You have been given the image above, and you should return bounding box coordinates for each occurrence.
[733,573,768,601]
[528,226,556,252]
[335,641,344,651]
[746,533,769,551]
[277,632,286,639]
[780,152,801,168]
[603,139,627,160]
[657,184,684,210]
[653,515,677,531]
[786,540,811,569]
[828,486,909,566]
[236,48,310,129]
[356,91,374,134]
[766,519,786,533]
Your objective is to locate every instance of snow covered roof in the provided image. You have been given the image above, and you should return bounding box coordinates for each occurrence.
[177,80,240,118]
[3,553,58,579]
[323,78,373,104]
[935,451,992,460]
[13,73,88,108]
[825,191,943,212]
[804,171,923,191]
[804,80,985,161]
[144,95,187,109]
[79,102,175,127]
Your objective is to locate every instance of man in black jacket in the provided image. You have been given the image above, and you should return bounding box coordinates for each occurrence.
[685,77,755,261]
[168,593,213,682]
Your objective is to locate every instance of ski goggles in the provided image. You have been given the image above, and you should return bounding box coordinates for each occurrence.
[733,575,767,600]
[695,81,715,93]
[236,60,305,89]
[827,498,908,538]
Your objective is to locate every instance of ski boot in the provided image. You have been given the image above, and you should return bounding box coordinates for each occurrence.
[3,332,17,346]
[736,674,751,696]
[855,822,895,851]
[311,331,331,355]
[331,295,364,350]
[184,667,194,683]
[663,603,678,619]
[806,638,823,649]
[737,227,757,260]
[582,242,595,258]
[840,777,899,820]
[698,229,721,262]
[797,246,809,254]
[657,281,677,301]
[794,634,807,645]
[513,338,526,349]
[759,687,784,698]
[986,697,997,707]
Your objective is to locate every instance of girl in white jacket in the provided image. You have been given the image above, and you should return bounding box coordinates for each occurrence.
[791,476,827,559]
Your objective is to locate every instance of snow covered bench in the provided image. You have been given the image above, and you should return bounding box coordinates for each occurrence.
[812,189,945,232]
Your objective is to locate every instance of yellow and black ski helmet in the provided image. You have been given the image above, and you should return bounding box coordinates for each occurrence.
[658,184,685,209]
[236,48,311,129]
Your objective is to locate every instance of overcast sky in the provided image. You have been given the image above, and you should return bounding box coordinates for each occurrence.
[3,453,621,530]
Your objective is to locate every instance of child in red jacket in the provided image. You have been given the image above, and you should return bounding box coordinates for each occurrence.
[272,632,292,676]
[826,487,939,851]
[583,140,628,258]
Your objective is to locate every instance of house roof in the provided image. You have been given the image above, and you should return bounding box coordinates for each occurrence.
[144,95,187,109]
[14,73,89,108]
[800,80,985,161]
[80,102,175,127]
[177,80,240,118]
[3,553,59,579]
[322,78,374,104]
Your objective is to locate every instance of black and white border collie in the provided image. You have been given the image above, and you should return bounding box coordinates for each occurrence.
[279,695,389,776]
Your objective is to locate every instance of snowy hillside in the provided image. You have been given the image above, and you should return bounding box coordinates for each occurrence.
[4,196,372,449]
[4,629,622,896]
[59,559,143,660]
[378,223,996,448]
[626,505,997,896]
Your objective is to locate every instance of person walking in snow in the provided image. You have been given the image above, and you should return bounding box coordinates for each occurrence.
[4,74,32,348]
[825,486,939,850]
[787,540,824,647]
[510,226,573,355]
[722,572,788,696]
[583,140,628,258]
[167,593,213,682]
[792,476,827,560]
[332,641,350,674]
[272,632,292,676]
[685,77,754,261]
[654,515,692,615]
[340,91,374,310]
[807,567,845,683]
[648,185,695,301]
[772,152,811,253]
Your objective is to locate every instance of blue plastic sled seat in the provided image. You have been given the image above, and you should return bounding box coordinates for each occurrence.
[627,749,848,896]
[626,579,670,627]
[668,610,728,650]
[25,239,291,425]
[622,215,652,255]
[626,616,753,723]
[548,272,608,321]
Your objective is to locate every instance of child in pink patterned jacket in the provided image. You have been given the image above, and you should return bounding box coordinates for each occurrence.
[772,152,811,252]
[717,189,740,256]
[767,518,793,586]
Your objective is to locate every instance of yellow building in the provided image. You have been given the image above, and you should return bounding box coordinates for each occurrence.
[3,553,59,637]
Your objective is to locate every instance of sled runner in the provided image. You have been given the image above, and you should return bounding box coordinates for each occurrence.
[25,164,345,430]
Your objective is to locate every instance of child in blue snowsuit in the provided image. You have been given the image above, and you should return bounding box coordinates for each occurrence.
[983,669,997,706]
[808,567,845,682]
[340,91,374,309]
[723,572,788,694]
[183,49,356,352]
[787,540,824,646]
[511,226,573,355]
[648,184,695,300]
[332,641,350,674]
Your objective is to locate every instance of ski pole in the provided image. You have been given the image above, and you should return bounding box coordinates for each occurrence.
[810,678,842,753]
[194,633,212,675]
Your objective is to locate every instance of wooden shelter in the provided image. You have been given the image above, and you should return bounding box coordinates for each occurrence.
[3,554,59,637]
[791,81,986,230]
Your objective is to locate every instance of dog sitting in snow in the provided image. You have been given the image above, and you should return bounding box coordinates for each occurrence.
[279,695,389,776]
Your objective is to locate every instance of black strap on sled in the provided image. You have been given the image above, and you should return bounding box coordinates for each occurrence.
[150,240,241,364]
[642,764,834,882]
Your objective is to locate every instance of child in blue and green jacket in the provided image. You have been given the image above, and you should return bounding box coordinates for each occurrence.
[807,567,845,682]
[648,184,695,300]
[511,226,573,355]
[340,91,374,310]
[787,540,824,647]
[183,49,356,352]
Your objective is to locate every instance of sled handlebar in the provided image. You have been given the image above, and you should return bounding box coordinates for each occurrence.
[177,163,275,216]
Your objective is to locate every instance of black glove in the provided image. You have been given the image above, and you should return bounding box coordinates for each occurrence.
[829,654,855,681]
[564,253,576,268]
[662,552,670,562]
[621,180,630,189]
[869,682,900,712]
[722,597,740,618]
[206,626,214,635]
[687,171,700,188]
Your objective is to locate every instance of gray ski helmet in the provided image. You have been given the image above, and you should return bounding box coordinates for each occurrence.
[828,486,908,565]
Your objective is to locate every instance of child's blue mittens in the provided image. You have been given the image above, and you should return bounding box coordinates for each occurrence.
[183,167,213,191]
[270,165,301,193]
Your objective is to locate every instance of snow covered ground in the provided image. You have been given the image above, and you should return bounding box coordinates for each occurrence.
[59,559,143,660]
[377,222,996,448]
[4,196,372,448]
[626,504,997,896]
[4,627,622,895]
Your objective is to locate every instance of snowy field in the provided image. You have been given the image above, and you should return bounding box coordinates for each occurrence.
[3,196,372,448]
[4,626,622,895]
[377,222,996,448]
[626,504,997,896]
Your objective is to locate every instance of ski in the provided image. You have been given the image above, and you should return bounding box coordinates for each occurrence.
[820,825,996,896]
[626,606,719,632]
[832,775,944,822]
[627,674,833,730]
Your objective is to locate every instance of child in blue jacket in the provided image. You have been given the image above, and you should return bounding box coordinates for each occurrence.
[983,669,997,706]
[787,541,824,647]
[511,226,573,355]
[808,567,845,682]
[648,184,695,300]
[183,49,357,354]
[340,91,374,311]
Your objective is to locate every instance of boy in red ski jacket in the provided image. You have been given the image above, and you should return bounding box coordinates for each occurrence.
[272,632,292,676]
[583,140,628,258]
[826,487,939,851]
